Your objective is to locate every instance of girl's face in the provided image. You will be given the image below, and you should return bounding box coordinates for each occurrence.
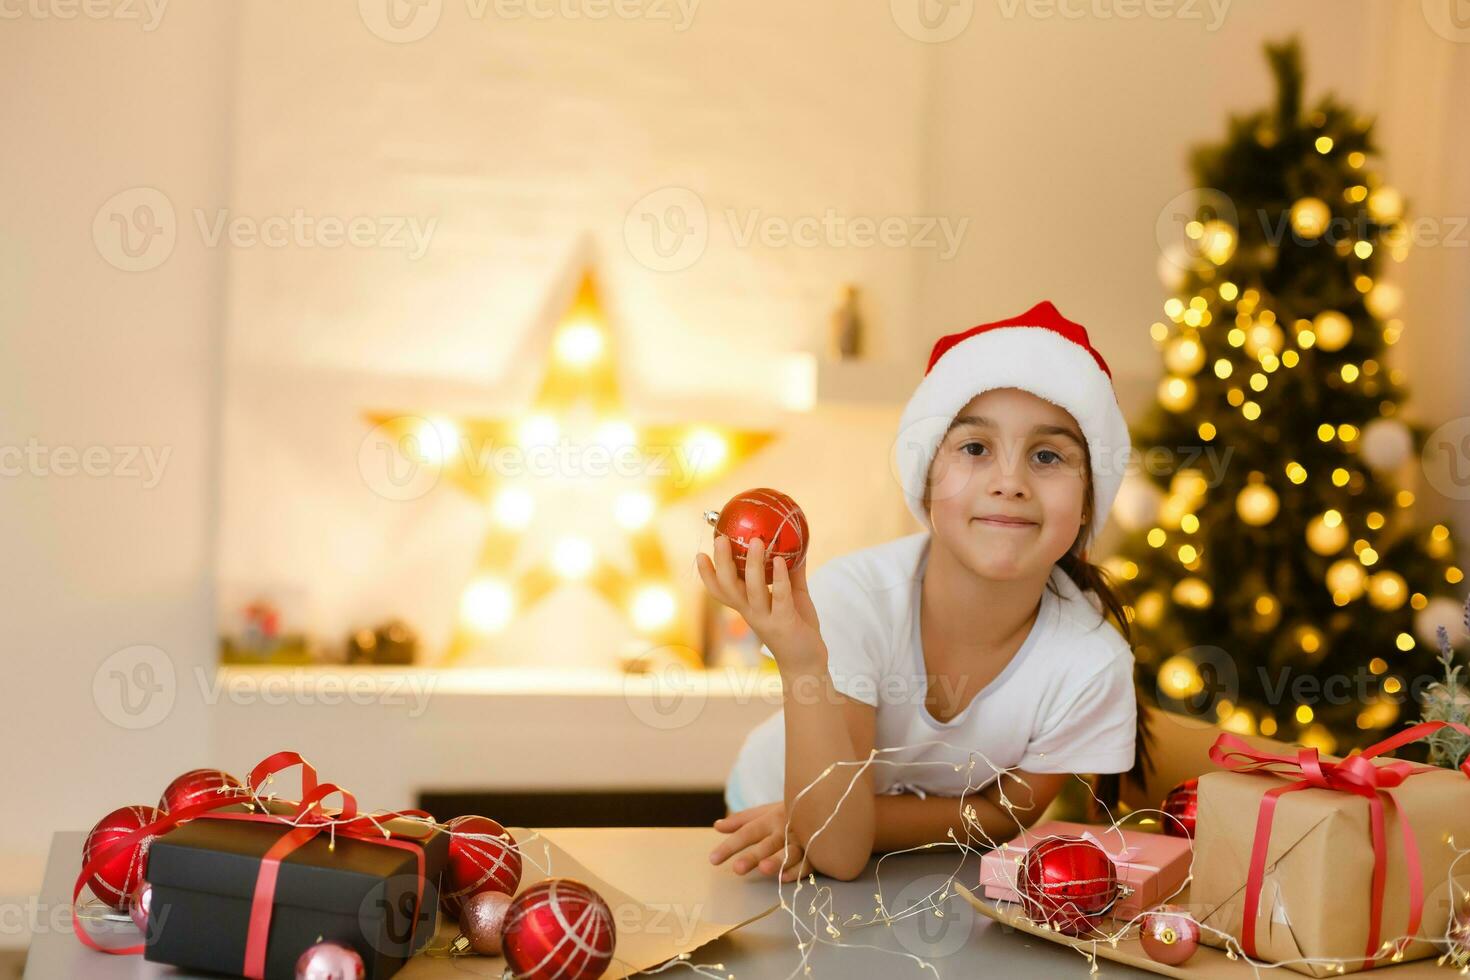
[925,387,1089,580]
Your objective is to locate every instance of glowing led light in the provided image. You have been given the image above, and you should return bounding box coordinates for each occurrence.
[552,537,595,579]
[631,585,677,631]
[415,418,460,465]
[613,491,655,530]
[519,414,560,448]
[492,487,535,528]
[461,579,514,633]
[555,319,605,366]
[683,429,728,473]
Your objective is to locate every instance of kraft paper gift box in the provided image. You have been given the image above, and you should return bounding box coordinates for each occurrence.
[978,819,1193,920]
[1193,730,1470,977]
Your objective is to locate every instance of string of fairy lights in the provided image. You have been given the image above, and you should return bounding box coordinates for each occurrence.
[763,751,1470,980]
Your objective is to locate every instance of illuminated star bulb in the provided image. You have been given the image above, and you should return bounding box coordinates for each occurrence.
[613,491,655,530]
[555,318,605,366]
[415,418,460,465]
[552,536,595,579]
[683,428,729,474]
[492,487,535,529]
[1365,282,1403,319]
[630,585,676,632]
[1290,197,1331,239]
[594,420,636,450]
[461,579,514,633]
[518,414,560,448]
[1312,311,1353,352]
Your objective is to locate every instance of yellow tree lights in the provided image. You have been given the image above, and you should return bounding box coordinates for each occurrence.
[368,271,772,662]
[1113,40,1463,755]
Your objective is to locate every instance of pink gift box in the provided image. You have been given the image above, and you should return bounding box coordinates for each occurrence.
[978,820,1193,920]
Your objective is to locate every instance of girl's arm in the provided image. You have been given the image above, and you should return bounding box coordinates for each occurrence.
[697,536,877,881]
[871,770,1069,853]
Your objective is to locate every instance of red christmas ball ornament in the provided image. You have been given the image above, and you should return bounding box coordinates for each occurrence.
[1140,905,1201,966]
[1017,835,1119,937]
[82,805,162,911]
[158,768,248,814]
[503,878,615,980]
[1161,778,1199,839]
[441,815,522,918]
[704,488,810,585]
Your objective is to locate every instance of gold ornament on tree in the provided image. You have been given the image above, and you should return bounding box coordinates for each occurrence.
[1312,310,1353,352]
[1306,512,1349,555]
[1236,475,1280,526]
[1290,196,1332,238]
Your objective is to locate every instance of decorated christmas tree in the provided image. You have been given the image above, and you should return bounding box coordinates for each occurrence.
[1112,39,1466,754]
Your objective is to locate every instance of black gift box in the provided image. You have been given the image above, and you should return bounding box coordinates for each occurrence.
[144,806,448,980]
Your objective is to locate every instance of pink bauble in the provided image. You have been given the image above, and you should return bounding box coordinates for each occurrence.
[441,815,521,918]
[1140,905,1201,966]
[82,805,162,911]
[129,880,152,934]
[503,878,616,980]
[460,890,513,955]
[158,768,248,814]
[705,488,810,585]
[1017,836,1119,937]
[294,941,365,980]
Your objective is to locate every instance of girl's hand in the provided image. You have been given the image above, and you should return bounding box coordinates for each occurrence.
[709,802,808,882]
[696,536,825,671]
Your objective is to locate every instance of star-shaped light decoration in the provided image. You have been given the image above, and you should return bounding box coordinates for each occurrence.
[368,269,774,662]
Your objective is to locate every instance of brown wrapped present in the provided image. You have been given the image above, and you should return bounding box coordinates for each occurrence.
[1192,723,1470,977]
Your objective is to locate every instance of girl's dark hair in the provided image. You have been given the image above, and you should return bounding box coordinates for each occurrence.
[1052,474,1154,816]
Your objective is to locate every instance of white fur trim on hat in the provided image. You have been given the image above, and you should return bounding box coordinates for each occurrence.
[894,323,1131,549]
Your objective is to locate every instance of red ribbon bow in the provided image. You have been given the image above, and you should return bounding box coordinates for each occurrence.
[1208,720,1470,969]
[73,750,437,979]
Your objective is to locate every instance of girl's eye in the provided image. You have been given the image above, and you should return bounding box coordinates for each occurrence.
[1034,449,1063,465]
[961,442,988,457]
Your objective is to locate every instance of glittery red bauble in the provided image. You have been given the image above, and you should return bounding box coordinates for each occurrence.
[441,815,522,918]
[82,805,162,911]
[1017,835,1119,937]
[1140,905,1200,965]
[705,488,810,585]
[1162,778,1199,839]
[158,768,248,814]
[502,878,615,980]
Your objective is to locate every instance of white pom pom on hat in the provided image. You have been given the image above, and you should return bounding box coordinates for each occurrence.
[893,300,1132,548]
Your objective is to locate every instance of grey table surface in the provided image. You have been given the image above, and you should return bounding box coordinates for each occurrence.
[28,828,1151,979]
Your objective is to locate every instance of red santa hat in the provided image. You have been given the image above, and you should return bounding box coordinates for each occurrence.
[894,300,1131,549]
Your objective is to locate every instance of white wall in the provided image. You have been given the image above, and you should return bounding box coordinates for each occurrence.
[0,0,236,938]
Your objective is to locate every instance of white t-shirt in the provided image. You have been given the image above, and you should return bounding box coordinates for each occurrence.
[724,532,1137,812]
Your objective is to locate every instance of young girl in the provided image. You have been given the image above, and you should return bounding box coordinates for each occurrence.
[697,300,1148,883]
